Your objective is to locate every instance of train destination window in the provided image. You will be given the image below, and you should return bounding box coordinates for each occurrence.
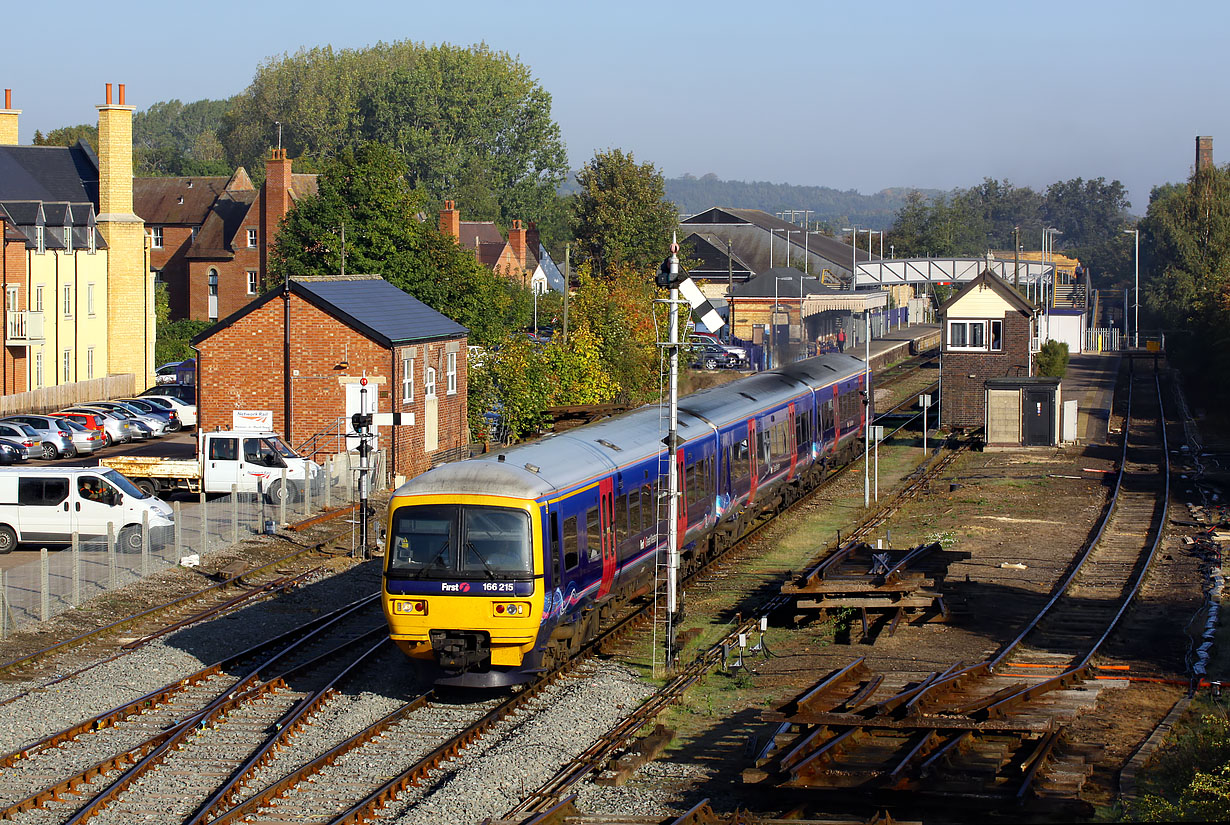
[387,504,531,577]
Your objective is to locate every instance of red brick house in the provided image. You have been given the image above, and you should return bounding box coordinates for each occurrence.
[136,150,317,322]
[192,274,469,480]
[937,269,1038,431]
[438,200,543,287]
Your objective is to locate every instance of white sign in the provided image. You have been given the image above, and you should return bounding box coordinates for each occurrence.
[233,409,273,431]
[918,394,933,407]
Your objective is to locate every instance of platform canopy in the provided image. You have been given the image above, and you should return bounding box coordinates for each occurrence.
[801,289,888,318]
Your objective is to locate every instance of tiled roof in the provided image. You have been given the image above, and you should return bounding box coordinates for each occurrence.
[0,141,98,207]
[458,221,504,249]
[184,190,257,259]
[291,173,318,198]
[193,274,468,348]
[730,266,835,298]
[134,175,233,225]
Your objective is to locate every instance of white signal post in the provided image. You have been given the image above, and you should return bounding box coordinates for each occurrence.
[919,394,933,454]
[870,424,884,502]
[666,236,681,665]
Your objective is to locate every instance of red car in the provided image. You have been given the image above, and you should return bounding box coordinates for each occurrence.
[52,411,111,445]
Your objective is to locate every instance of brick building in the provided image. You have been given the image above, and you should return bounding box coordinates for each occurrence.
[437,201,564,292]
[136,150,317,322]
[937,269,1038,430]
[192,275,468,481]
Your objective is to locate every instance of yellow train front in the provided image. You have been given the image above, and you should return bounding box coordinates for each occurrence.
[382,464,552,688]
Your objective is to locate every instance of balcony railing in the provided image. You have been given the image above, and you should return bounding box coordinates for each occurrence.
[6,311,44,345]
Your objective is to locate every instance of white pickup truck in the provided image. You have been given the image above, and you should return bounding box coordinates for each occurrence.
[100,430,319,503]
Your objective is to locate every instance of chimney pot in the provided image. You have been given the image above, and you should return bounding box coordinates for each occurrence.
[118,84,125,105]
[105,83,112,105]
[4,90,9,110]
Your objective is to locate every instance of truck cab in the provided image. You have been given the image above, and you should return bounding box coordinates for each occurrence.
[200,430,317,499]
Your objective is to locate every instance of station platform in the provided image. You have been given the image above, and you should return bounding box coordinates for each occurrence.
[1063,353,1120,445]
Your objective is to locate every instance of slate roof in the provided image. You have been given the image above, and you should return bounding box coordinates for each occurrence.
[193,274,468,348]
[730,267,838,298]
[0,141,99,206]
[184,190,258,259]
[683,232,755,281]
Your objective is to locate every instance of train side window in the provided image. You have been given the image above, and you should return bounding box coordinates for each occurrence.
[684,461,697,508]
[640,484,652,531]
[563,515,579,570]
[585,506,601,562]
[550,511,560,566]
[614,494,627,547]
[628,488,641,533]
[734,437,749,479]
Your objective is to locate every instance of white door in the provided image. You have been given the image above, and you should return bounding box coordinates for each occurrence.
[73,475,124,538]
[344,382,379,453]
[204,434,242,493]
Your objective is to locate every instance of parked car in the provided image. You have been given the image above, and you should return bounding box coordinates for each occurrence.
[155,361,182,385]
[141,384,196,405]
[3,414,83,460]
[0,438,30,463]
[56,416,104,455]
[0,419,72,460]
[54,410,126,447]
[0,440,23,466]
[62,407,142,444]
[86,402,167,437]
[134,395,196,428]
[116,398,181,431]
[690,342,743,370]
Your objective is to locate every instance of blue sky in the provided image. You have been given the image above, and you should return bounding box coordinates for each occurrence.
[7,0,1227,212]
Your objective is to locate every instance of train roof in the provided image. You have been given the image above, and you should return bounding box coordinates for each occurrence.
[773,353,867,387]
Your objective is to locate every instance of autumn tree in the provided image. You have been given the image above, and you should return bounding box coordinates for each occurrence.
[571,149,678,275]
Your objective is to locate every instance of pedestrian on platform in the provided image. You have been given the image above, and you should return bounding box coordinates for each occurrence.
[837,327,846,353]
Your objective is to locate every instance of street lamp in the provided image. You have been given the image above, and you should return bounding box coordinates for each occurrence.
[1124,228,1139,348]
[863,309,871,508]
[842,227,858,292]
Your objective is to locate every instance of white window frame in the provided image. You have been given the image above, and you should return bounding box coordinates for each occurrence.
[87,347,94,379]
[402,355,414,402]
[151,226,163,249]
[425,367,437,400]
[62,348,71,383]
[63,284,73,318]
[34,352,42,387]
[246,228,258,248]
[88,227,95,254]
[33,285,43,312]
[63,226,72,254]
[35,225,44,254]
[947,318,1003,353]
[247,270,259,295]
[5,285,17,312]
[87,283,95,316]
[446,351,457,395]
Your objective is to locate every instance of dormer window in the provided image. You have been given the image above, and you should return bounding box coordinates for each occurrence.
[64,226,72,254]
[151,227,163,248]
[35,225,44,254]
[88,228,95,254]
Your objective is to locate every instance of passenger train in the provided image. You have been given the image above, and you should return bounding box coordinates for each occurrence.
[382,353,871,687]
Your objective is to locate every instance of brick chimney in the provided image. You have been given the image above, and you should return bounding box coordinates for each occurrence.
[1197,136,1214,172]
[439,200,460,240]
[0,90,19,145]
[526,220,540,262]
[260,148,294,283]
[509,219,527,268]
[97,82,135,218]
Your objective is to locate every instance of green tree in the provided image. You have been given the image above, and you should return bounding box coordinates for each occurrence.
[33,124,97,151]
[134,98,235,176]
[155,319,211,366]
[270,142,517,349]
[1035,340,1069,377]
[568,263,663,403]
[571,149,678,275]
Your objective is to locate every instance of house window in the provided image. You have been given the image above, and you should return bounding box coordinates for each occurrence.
[151,226,163,248]
[246,228,257,248]
[34,352,42,387]
[87,283,95,316]
[247,270,258,295]
[64,226,72,253]
[425,367,437,399]
[62,348,71,383]
[947,319,1001,352]
[5,286,17,312]
[402,355,414,402]
[446,351,457,395]
[87,347,94,379]
[88,228,95,253]
[33,285,43,312]
[35,225,44,254]
[63,285,72,318]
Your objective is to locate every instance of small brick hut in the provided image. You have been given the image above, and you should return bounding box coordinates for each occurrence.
[193,275,469,481]
[937,269,1038,430]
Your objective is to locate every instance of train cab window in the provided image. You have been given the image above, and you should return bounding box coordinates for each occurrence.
[585,506,601,562]
[387,503,531,577]
[563,515,579,570]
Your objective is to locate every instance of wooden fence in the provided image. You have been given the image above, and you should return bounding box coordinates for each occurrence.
[0,374,136,415]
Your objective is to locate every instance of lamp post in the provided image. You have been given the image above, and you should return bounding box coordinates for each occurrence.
[843,227,858,292]
[863,309,871,509]
[1124,228,1139,348]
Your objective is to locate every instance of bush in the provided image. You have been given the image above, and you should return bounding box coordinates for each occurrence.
[1036,339,1069,378]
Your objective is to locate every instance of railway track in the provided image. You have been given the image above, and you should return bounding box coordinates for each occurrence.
[746,359,1170,810]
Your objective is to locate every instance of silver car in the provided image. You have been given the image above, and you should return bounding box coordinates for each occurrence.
[88,402,167,437]
[0,416,75,459]
[62,407,142,444]
[56,416,104,455]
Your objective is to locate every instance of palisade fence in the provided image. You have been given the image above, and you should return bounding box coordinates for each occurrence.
[0,449,386,639]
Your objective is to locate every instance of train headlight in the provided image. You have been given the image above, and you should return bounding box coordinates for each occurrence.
[493,601,531,617]
[392,599,428,615]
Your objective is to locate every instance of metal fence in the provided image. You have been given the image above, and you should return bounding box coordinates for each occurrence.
[0,450,386,638]
[1085,327,1126,352]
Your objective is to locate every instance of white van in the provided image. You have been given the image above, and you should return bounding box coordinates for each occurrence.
[0,467,174,554]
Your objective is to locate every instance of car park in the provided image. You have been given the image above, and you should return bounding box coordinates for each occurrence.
[56,417,104,455]
[690,342,743,370]
[116,398,181,431]
[86,402,167,437]
[134,395,196,428]
[0,417,75,460]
